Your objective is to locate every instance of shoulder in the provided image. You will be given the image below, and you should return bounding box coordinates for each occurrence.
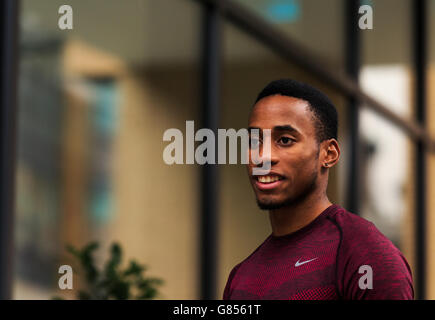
[327,205,397,252]
[326,206,408,276]
[223,237,270,299]
[223,236,270,282]
[327,205,414,299]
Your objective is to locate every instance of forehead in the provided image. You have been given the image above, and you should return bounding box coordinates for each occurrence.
[249,95,315,136]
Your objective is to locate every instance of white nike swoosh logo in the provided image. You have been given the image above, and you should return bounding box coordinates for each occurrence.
[295,257,318,267]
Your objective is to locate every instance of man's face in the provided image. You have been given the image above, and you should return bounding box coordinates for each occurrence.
[248,94,321,210]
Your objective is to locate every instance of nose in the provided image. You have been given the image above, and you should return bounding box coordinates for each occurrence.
[251,145,279,168]
[254,153,278,168]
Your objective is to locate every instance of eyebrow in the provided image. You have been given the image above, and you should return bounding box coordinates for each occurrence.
[273,125,300,134]
[248,125,300,135]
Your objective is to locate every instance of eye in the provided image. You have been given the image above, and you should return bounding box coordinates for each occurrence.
[278,136,294,145]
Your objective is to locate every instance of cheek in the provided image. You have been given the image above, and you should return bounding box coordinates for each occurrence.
[298,157,319,182]
[246,163,252,176]
[247,147,261,164]
[284,151,317,177]
[282,147,308,166]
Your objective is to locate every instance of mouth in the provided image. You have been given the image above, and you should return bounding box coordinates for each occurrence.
[253,173,285,191]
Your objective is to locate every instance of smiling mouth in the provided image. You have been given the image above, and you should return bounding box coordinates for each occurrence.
[253,174,285,191]
[254,174,284,184]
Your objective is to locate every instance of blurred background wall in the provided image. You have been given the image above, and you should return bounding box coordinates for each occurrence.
[3,0,434,299]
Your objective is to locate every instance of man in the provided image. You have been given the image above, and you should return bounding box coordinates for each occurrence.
[223,79,414,300]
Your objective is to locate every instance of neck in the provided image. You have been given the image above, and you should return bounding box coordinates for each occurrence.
[268,190,332,237]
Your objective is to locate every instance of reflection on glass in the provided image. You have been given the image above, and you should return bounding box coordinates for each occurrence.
[360,65,412,248]
[232,0,345,67]
[16,0,201,299]
[359,0,413,255]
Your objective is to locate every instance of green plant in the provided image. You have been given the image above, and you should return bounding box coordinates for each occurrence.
[57,241,163,300]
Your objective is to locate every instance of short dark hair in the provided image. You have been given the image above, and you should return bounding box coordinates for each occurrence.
[254,79,338,142]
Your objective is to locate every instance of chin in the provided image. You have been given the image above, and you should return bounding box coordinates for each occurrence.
[256,197,288,210]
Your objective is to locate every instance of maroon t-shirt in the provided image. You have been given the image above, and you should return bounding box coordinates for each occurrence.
[223,204,414,300]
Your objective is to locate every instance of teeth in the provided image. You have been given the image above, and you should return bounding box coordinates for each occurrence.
[258,175,281,183]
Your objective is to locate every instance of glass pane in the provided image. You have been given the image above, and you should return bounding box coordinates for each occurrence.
[16,0,201,299]
[427,0,435,300]
[232,0,345,68]
[359,107,414,250]
[359,0,414,273]
[432,0,435,64]
[360,0,412,116]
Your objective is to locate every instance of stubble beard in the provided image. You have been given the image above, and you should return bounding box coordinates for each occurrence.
[255,169,319,211]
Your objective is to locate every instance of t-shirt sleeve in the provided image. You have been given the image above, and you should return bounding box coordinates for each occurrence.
[336,219,414,300]
[223,263,242,300]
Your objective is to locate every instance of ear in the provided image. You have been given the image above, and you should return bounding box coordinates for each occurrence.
[321,139,340,169]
